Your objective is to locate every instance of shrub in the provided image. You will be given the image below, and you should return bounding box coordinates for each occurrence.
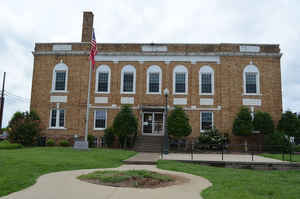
[167,106,192,139]
[7,110,41,146]
[59,140,70,147]
[88,134,96,148]
[264,130,291,152]
[293,145,300,152]
[113,105,138,148]
[104,127,115,147]
[46,139,55,146]
[253,111,274,134]
[277,111,300,137]
[0,140,23,149]
[197,128,228,149]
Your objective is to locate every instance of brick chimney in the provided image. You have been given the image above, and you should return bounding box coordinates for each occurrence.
[81,11,94,42]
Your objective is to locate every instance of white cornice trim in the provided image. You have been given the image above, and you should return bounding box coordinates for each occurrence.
[89,105,222,111]
[33,51,282,58]
[95,55,220,63]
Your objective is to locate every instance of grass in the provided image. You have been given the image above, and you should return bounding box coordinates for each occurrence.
[158,160,300,199]
[78,169,173,183]
[0,147,136,197]
[260,153,300,162]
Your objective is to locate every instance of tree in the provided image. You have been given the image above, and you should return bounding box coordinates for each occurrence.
[8,110,42,146]
[232,107,254,151]
[167,106,192,139]
[112,105,137,148]
[253,111,274,134]
[277,111,300,137]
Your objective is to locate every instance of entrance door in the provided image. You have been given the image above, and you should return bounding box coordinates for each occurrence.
[142,112,164,136]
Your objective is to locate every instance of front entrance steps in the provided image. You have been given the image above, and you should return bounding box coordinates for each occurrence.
[134,136,163,152]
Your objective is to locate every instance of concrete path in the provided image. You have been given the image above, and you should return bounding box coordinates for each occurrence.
[123,152,160,164]
[163,153,284,162]
[1,165,211,199]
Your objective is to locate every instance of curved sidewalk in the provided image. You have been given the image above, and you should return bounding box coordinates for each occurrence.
[1,165,211,199]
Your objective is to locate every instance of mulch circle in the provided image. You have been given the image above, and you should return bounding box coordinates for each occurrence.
[79,172,190,189]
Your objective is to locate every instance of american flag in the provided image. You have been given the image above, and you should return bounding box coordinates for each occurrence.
[89,28,98,70]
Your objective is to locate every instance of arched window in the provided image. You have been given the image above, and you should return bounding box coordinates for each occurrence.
[173,65,188,94]
[146,65,162,94]
[121,65,136,94]
[95,65,111,93]
[243,64,260,95]
[52,61,68,92]
[199,65,214,95]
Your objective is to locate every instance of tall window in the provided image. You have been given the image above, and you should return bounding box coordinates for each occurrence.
[147,65,162,94]
[94,110,107,129]
[243,64,260,95]
[173,65,188,94]
[96,65,111,93]
[52,61,68,92]
[50,109,65,128]
[200,112,213,131]
[121,65,136,94]
[55,72,66,91]
[199,66,214,95]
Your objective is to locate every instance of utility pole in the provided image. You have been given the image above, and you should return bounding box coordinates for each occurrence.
[0,72,6,134]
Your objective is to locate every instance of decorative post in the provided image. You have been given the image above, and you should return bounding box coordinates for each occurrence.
[163,88,169,155]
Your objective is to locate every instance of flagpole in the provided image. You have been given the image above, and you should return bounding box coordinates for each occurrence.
[84,60,92,143]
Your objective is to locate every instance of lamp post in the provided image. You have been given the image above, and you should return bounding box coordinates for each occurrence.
[163,88,169,155]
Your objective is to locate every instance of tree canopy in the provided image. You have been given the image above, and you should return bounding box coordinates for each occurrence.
[232,106,254,137]
[277,111,300,137]
[167,106,192,139]
[253,111,274,134]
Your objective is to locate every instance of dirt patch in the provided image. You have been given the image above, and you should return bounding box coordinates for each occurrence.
[79,173,190,189]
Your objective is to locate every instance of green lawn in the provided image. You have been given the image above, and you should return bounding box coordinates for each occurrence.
[158,160,300,199]
[0,147,136,197]
[260,153,300,162]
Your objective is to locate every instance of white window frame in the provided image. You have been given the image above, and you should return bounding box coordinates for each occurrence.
[51,61,68,93]
[173,65,188,95]
[120,65,136,94]
[199,65,214,95]
[200,111,214,132]
[95,64,111,94]
[243,64,260,95]
[146,65,162,94]
[49,109,66,129]
[94,109,107,130]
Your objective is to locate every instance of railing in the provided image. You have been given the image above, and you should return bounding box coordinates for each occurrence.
[160,142,295,162]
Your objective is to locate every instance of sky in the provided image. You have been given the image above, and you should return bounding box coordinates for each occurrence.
[0,0,299,128]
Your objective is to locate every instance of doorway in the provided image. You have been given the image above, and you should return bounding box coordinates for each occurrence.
[142,112,164,136]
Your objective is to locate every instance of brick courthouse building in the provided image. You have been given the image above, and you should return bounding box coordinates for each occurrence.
[30,12,282,149]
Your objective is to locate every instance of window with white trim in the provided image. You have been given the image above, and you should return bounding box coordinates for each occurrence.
[147,65,162,94]
[94,110,107,129]
[173,65,188,94]
[243,64,260,95]
[200,112,213,131]
[199,66,214,95]
[50,109,65,128]
[121,65,136,94]
[96,65,111,93]
[52,61,68,92]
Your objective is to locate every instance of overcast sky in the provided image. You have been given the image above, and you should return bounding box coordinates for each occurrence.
[0,0,299,128]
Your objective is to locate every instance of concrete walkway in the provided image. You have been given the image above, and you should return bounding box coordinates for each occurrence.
[163,153,284,162]
[124,152,284,164]
[1,165,211,199]
[123,153,160,164]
